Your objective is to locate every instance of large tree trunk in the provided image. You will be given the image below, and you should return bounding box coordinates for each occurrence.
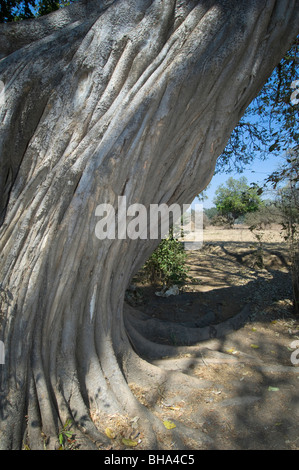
[0,0,298,450]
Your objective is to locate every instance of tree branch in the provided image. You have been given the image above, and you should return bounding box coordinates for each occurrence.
[0,0,114,59]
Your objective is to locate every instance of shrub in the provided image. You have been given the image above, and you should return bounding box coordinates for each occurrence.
[143,233,189,286]
[210,214,231,227]
[244,203,283,228]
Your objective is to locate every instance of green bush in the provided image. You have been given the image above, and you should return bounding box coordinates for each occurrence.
[143,234,189,286]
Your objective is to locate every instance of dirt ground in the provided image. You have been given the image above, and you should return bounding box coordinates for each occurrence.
[119,225,299,450]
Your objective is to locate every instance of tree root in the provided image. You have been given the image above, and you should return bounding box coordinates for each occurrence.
[125,303,251,357]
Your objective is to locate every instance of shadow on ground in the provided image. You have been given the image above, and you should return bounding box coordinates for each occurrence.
[124,240,299,450]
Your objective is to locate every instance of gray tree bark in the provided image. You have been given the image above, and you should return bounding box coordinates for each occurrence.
[0,0,298,450]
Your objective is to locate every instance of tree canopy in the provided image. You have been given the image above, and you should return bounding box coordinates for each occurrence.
[217,35,299,174]
[214,176,263,225]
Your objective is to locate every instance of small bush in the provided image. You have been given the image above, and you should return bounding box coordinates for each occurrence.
[210,214,231,227]
[244,204,282,228]
[143,234,189,287]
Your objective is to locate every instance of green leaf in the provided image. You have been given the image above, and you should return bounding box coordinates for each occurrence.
[64,419,72,428]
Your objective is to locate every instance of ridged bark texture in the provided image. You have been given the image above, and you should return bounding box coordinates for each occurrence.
[0,0,298,449]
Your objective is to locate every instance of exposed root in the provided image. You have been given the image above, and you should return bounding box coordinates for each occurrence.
[125,303,251,356]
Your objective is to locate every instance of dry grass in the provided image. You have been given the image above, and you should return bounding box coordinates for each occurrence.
[203,224,285,244]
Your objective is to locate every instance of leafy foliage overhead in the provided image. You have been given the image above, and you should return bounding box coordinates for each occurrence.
[0,0,77,22]
[217,35,299,174]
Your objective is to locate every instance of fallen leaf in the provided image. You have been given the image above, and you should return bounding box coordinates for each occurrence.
[121,438,138,447]
[105,428,116,439]
[163,420,176,429]
[250,344,259,349]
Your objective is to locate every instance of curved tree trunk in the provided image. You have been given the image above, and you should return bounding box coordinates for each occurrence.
[0,0,298,450]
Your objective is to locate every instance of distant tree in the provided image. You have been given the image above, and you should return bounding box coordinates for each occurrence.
[214,177,263,226]
[204,207,218,221]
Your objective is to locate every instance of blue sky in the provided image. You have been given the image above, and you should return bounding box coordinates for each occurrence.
[194,153,285,209]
